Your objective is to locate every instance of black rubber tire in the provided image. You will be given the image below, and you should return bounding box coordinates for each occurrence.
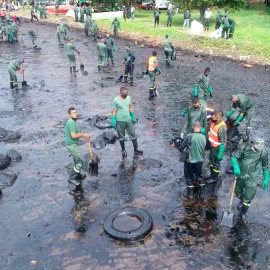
[103,207,153,242]
[171,51,176,61]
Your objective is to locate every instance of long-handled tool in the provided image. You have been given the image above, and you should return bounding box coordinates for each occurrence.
[22,70,27,87]
[117,63,124,82]
[154,75,160,96]
[78,53,84,71]
[221,177,237,227]
[87,142,98,175]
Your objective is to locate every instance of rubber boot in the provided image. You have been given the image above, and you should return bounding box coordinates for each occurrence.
[129,77,133,86]
[73,66,78,72]
[10,82,14,89]
[149,88,154,100]
[111,58,114,65]
[132,138,143,155]
[198,184,205,199]
[98,65,101,71]
[68,169,81,186]
[153,88,157,97]
[122,75,128,83]
[240,204,249,223]
[169,23,171,27]
[167,23,169,27]
[237,199,243,211]
[70,67,73,74]
[77,170,86,180]
[186,186,194,199]
[120,140,127,158]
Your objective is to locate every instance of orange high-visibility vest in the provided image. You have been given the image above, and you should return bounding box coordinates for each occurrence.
[148,56,156,72]
[209,121,226,148]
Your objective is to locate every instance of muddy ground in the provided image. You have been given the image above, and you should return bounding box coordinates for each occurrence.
[0,20,270,270]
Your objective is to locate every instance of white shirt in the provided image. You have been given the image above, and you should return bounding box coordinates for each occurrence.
[168,3,172,10]
[131,7,135,13]
[204,10,212,19]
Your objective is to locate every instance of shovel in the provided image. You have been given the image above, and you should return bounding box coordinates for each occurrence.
[221,177,236,227]
[22,70,27,87]
[117,63,124,82]
[78,53,84,71]
[87,142,98,175]
[154,75,160,96]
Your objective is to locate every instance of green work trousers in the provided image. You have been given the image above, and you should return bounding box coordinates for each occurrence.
[209,147,220,174]
[93,30,97,41]
[67,55,76,67]
[198,91,210,102]
[235,177,256,206]
[164,50,171,62]
[149,71,156,89]
[80,14,84,23]
[229,24,236,38]
[116,120,136,141]
[113,27,119,38]
[66,144,84,173]
[59,33,65,46]
[8,68,18,86]
[167,15,172,25]
[241,107,254,127]
[204,18,210,29]
[98,55,105,66]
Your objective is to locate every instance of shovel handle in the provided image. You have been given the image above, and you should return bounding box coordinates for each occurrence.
[121,63,124,75]
[229,177,237,212]
[87,142,94,161]
[23,70,25,81]
[78,53,82,64]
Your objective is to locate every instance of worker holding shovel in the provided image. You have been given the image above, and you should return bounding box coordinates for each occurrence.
[66,38,80,74]
[7,58,24,89]
[65,107,90,186]
[230,138,269,222]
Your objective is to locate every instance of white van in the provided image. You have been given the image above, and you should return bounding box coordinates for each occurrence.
[155,0,170,9]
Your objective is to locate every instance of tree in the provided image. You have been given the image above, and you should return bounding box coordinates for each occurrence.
[177,0,246,21]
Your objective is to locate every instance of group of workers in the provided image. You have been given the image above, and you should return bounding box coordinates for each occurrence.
[0,11,20,43]
[176,66,268,222]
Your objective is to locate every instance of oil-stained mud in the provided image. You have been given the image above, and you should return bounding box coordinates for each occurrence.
[0,20,270,270]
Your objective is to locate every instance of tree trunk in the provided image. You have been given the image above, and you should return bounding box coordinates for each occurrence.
[267,0,270,6]
[199,6,206,22]
[246,0,251,8]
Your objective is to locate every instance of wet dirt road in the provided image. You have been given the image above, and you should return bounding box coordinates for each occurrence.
[1,20,270,270]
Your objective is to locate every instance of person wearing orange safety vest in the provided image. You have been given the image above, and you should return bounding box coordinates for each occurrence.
[146,50,161,100]
[205,110,227,187]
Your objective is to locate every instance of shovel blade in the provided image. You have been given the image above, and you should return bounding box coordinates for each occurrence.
[17,81,23,89]
[221,210,236,227]
[80,64,84,71]
[88,162,98,176]
[22,81,27,86]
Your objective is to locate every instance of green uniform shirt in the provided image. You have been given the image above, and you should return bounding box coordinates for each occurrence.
[65,118,79,146]
[182,105,207,134]
[66,43,76,56]
[112,20,120,29]
[124,50,135,64]
[216,12,222,21]
[164,39,173,52]
[222,17,230,27]
[195,74,210,95]
[232,94,254,114]
[105,37,114,49]
[97,42,106,56]
[10,22,18,31]
[181,132,206,163]
[154,10,159,17]
[232,143,268,182]
[8,60,20,71]
[113,95,131,122]
[92,22,98,31]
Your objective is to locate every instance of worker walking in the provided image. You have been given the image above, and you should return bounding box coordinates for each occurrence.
[163,34,174,66]
[84,16,91,36]
[66,38,80,74]
[111,17,121,39]
[180,97,207,139]
[97,38,106,71]
[205,110,227,190]
[92,20,98,42]
[65,107,90,186]
[111,87,143,158]
[180,121,206,198]
[105,33,115,65]
[122,43,135,85]
[29,29,41,51]
[146,50,161,100]
[194,67,213,102]
[230,138,269,222]
[226,94,254,129]
[7,59,24,89]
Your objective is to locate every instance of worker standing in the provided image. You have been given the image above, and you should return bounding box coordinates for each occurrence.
[226,94,254,129]
[97,38,106,71]
[183,10,191,29]
[92,20,98,42]
[29,29,41,51]
[204,8,212,31]
[146,51,161,100]
[205,110,227,188]
[111,17,121,39]
[79,5,85,23]
[66,38,79,74]
[221,15,230,38]
[194,67,213,102]
[215,10,222,29]
[74,4,79,22]
[55,0,59,16]
[105,33,115,65]
[10,20,18,43]
[230,138,269,222]
[166,9,173,27]
[180,97,207,139]
[153,7,160,28]
[65,107,90,186]
[228,17,236,39]
[163,34,174,66]
[7,58,24,89]
[111,87,143,158]
[180,121,206,198]
[122,43,135,85]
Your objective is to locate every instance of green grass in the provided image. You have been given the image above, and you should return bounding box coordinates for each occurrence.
[96,4,270,62]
